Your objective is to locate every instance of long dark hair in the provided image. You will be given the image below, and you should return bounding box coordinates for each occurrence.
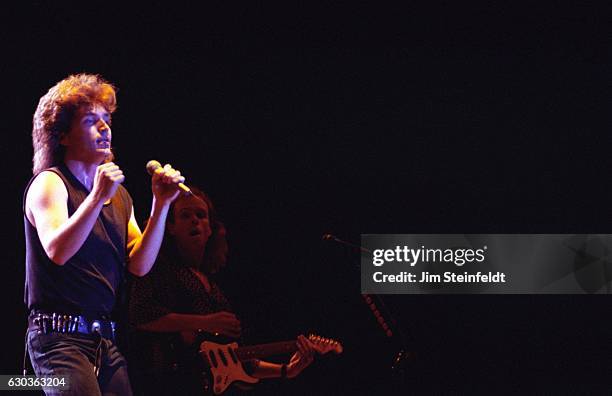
[162,187,227,274]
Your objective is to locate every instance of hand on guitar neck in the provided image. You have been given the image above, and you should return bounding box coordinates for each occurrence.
[285,334,315,378]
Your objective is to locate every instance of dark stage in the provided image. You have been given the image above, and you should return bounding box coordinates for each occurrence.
[1,3,611,394]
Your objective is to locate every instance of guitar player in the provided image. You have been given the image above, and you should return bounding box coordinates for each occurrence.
[127,187,316,395]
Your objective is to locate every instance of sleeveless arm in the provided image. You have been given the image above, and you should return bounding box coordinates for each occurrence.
[25,171,105,265]
[126,200,171,276]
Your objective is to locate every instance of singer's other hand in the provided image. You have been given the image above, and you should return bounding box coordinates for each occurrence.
[92,162,124,204]
[151,163,185,205]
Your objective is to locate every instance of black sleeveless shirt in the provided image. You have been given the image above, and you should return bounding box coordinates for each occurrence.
[24,163,133,317]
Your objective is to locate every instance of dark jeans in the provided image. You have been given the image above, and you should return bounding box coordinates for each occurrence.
[27,329,132,396]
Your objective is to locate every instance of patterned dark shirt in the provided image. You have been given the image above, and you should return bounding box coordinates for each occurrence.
[128,253,233,374]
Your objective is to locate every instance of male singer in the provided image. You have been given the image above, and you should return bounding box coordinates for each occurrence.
[24,73,183,395]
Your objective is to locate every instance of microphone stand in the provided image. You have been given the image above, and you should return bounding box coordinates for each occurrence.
[322,234,412,374]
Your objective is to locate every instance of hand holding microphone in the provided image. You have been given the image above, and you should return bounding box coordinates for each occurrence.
[146,160,190,204]
[92,162,125,204]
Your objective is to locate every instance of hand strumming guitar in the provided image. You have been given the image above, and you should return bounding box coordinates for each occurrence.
[200,311,242,339]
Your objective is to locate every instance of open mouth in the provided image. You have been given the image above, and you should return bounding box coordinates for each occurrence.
[96,138,111,147]
[189,229,201,237]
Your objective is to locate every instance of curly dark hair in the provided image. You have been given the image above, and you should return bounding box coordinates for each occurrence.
[31,73,117,174]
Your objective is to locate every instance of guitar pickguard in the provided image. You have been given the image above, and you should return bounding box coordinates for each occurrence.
[200,341,260,395]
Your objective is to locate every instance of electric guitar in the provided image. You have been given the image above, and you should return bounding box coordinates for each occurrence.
[198,334,343,395]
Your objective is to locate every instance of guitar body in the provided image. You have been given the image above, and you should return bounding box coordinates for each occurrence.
[194,333,342,395]
[200,341,259,395]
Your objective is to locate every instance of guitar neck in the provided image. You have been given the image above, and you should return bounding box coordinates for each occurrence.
[235,341,297,361]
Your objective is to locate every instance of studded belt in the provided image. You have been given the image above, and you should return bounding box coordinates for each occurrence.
[29,311,116,340]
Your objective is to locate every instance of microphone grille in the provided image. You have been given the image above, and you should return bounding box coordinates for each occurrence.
[146,160,161,175]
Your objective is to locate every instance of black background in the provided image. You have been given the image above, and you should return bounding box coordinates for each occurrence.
[1,2,611,394]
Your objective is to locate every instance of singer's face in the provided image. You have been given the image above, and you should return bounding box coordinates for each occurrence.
[61,104,112,163]
[169,196,213,249]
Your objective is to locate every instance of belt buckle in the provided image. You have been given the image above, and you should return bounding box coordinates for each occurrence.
[91,320,101,334]
[33,313,46,334]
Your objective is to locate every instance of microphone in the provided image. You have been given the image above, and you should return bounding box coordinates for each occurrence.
[146,160,192,195]
[322,233,371,253]
[322,234,338,241]
[321,232,411,358]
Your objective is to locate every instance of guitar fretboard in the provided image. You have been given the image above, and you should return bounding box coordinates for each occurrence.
[235,341,297,361]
